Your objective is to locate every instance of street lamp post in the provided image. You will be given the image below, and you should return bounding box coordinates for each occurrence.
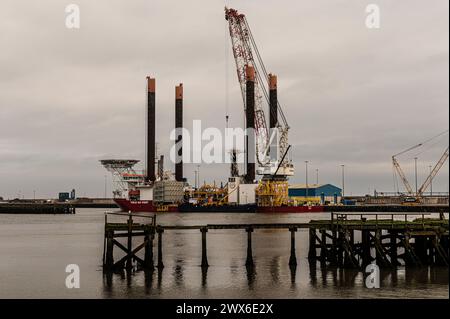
[414,157,418,195]
[341,165,345,200]
[316,168,319,185]
[104,175,107,198]
[194,170,198,189]
[429,165,433,196]
[305,161,309,198]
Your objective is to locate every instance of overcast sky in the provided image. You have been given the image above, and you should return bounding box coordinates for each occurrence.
[0,0,448,199]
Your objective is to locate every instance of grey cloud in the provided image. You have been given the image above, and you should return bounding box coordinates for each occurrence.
[0,0,448,198]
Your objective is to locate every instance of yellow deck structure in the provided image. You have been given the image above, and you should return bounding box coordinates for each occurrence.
[255,180,289,207]
[187,183,228,206]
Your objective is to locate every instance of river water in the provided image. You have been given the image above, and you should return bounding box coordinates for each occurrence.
[0,209,448,299]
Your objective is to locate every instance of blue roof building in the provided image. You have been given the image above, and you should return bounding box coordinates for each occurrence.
[288,184,342,197]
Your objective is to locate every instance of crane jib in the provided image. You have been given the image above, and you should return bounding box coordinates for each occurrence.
[392,130,449,197]
[225,7,293,175]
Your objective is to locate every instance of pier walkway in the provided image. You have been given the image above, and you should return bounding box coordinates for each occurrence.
[102,212,449,271]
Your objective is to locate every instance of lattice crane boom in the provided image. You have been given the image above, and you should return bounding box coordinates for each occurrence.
[392,130,449,196]
[225,7,293,176]
[417,147,449,196]
[225,7,268,166]
[392,156,414,194]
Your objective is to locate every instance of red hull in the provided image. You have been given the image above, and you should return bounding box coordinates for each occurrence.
[114,198,324,214]
[114,198,179,212]
[256,205,324,213]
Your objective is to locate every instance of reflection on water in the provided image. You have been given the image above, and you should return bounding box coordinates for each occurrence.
[173,260,184,287]
[309,261,317,287]
[101,260,448,299]
[201,267,207,288]
[246,265,256,290]
[144,269,154,295]
[104,271,113,292]
[290,265,297,288]
[157,268,163,289]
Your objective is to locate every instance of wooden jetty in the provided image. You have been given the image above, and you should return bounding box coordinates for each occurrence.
[102,212,449,271]
[324,205,449,213]
[0,202,76,214]
[309,212,449,268]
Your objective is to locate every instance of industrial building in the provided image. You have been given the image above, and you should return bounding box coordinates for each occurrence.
[288,184,342,205]
[58,189,76,202]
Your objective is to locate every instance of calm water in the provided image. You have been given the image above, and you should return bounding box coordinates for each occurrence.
[0,209,448,299]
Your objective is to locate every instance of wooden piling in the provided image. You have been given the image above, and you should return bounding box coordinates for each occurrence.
[433,233,449,266]
[343,229,358,268]
[157,227,164,269]
[329,229,338,266]
[144,230,154,270]
[374,230,383,266]
[308,228,316,260]
[102,213,107,266]
[403,233,421,267]
[361,230,371,267]
[337,230,344,267]
[289,227,298,266]
[105,230,114,269]
[429,235,436,265]
[126,214,133,270]
[245,227,254,267]
[349,229,354,245]
[374,229,392,268]
[414,236,428,265]
[389,231,399,266]
[320,229,327,264]
[201,227,209,267]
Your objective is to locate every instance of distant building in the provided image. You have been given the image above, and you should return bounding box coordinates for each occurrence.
[70,189,76,200]
[289,184,342,204]
[58,192,70,202]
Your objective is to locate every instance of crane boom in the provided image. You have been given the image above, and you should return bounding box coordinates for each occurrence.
[393,143,423,157]
[392,156,414,194]
[225,7,268,166]
[392,130,449,195]
[417,147,449,196]
[225,7,293,176]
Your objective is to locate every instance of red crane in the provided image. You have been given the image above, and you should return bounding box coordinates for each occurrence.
[225,7,293,176]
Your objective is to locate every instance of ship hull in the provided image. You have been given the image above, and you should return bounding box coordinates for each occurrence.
[114,198,179,212]
[114,199,324,213]
[178,203,257,213]
[257,205,324,213]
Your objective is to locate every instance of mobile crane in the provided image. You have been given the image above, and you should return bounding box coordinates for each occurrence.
[392,130,449,203]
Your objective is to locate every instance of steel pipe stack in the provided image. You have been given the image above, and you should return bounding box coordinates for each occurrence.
[146,77,156,182]
[175,83,184,182]
[245,66,255,183]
